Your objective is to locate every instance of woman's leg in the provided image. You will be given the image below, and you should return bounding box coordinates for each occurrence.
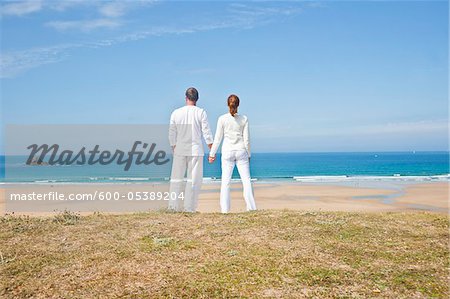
[220,152,235,213]
[236,151,256,211]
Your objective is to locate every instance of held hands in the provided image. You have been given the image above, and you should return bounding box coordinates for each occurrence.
[207,144,215,163]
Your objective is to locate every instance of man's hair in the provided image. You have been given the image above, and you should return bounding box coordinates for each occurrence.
[185,87,199,102]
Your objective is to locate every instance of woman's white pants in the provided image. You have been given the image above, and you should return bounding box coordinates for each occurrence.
[220,150,256,213]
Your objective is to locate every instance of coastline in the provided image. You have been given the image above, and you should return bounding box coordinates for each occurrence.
[0,180,447,216]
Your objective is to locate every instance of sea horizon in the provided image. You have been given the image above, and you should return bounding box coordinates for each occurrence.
[1,151,448,184]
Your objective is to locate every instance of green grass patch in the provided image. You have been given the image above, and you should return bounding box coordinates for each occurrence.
[0,210,448,298]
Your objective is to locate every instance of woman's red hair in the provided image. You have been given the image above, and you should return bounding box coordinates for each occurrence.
[227,94,240,117]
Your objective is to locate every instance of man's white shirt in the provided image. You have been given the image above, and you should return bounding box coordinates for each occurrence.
[169,105,213,156]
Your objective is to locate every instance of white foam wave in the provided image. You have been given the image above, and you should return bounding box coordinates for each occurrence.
[109,177,150,181]
[203,177,257,183]
[293,174,450,182]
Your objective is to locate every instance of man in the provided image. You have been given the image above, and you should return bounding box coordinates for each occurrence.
[168,87,213,212]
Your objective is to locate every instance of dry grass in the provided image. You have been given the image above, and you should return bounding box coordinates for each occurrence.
[0,210,448,298]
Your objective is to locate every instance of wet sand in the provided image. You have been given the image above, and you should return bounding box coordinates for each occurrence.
[198,182,448,213]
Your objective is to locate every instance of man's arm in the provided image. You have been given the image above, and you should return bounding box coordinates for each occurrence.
[201,110,213,148]
[168,111,177,152]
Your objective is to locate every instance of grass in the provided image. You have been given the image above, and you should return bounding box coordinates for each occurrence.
[0,210,448,298]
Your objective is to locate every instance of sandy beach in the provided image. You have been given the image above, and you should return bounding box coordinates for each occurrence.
[0,181,448,215]
[199,181,448,213]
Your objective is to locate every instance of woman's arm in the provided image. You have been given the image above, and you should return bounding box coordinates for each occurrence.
[209,117,224,158]
[243,117,251,158]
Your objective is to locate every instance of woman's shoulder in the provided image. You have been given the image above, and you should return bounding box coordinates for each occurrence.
[237,114,248,122]
[219,113,248,122]
[219,113,231,120]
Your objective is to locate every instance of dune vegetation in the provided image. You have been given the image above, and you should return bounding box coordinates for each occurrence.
[1,210,448,298]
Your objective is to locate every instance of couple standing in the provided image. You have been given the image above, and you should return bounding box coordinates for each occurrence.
[168,87,257,213]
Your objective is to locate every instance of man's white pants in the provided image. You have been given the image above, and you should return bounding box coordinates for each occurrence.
[220,150,256,213]
[169,155,203,212]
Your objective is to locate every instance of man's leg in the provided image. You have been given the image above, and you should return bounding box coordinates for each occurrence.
[220,152,235,213]
[236,151,256,211]
[184,156,203,213]
[184,156,203,212]
[169,155,187,212]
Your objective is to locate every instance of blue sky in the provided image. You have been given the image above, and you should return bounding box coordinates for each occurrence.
[1,0,448,152]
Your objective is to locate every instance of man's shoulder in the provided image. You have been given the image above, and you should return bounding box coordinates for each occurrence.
[171,106,208,122]
[173,106,206,113]
[193,106,206,113]
[192,106,208,118]
[170,107,180,116]
[171,106,189,117]
[172,106,186,113]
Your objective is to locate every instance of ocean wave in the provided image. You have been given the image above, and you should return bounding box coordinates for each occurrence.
[108,177,150,181]
[293,174,450,182]
[203,177,258,183]
[1,174,448,185]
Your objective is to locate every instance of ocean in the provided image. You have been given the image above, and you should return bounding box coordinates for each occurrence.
[0,152,448,183]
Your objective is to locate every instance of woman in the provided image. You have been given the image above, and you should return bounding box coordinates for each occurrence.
[209,94,257,213]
